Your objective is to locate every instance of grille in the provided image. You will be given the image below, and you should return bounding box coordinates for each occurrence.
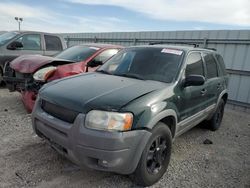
[41,100,79,123]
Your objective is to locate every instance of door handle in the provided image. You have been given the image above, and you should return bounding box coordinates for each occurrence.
[201,89,207,96]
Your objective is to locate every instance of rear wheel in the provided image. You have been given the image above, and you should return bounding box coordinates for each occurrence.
[0,67,5,86]
[207,100,225,131]
[133,122,172,186]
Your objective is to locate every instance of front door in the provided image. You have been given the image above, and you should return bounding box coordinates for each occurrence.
[8,33,44,56]
[178,52,209,122]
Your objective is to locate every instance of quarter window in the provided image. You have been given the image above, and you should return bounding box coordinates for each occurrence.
[215,54,227,76]
[15,34,41,50]
[204,53,218,79]
[45,35,63,51]
[185,52,204,77]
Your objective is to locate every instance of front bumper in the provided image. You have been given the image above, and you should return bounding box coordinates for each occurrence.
[3,62,42,92]
[4,62,31,91]
[3,75,26,91]
[32,99,151,174]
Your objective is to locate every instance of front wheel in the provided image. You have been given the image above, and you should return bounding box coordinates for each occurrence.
[133,122,172,186]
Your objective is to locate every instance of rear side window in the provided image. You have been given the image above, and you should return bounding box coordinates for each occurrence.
[204,53,218,79]
[215,54,227,75]
[45,35,63,51]
[185,52,204,77]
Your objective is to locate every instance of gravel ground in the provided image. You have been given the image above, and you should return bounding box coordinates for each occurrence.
[0,88,250,188]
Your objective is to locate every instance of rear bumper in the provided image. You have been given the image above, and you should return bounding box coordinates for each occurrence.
[32,99,151,174]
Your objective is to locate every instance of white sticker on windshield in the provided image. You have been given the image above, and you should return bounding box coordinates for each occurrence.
[90,47,100,50]
[161,48,183,55]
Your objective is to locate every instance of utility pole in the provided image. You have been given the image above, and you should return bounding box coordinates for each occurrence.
[15,17,23,31]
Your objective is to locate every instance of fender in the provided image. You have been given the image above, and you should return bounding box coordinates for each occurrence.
[146,108,178,136]
[216,89,228,108]
[206,89,227,120]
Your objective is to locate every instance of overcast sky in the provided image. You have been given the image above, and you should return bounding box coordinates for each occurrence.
[0,0,249,33]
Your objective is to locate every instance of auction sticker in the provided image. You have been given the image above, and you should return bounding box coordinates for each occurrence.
[161,48,183,55]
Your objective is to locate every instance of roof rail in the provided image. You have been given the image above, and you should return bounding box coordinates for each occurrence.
[148,41,200,48]
[204,47,217,51]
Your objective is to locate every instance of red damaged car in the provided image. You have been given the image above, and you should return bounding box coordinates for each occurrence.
[4,43,122,112]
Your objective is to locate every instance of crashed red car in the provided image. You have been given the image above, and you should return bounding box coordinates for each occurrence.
[4,43,122,112]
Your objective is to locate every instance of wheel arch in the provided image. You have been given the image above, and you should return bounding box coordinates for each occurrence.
[221,93,228,103]
[216,89,228,108]
[146,109,177,138]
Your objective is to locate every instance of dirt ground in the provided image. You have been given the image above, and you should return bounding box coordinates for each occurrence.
[0,88,250,188]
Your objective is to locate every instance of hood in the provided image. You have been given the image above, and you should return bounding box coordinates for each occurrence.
[10,55,75,73]
[39,73,167,113]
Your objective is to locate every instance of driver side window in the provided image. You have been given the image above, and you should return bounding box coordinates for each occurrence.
[185,52,204,77]
[93,49,119,63]
[15,34,41,50]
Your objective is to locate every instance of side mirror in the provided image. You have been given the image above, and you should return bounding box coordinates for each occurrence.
[7,41,23,50]
[87,60,103,68]
[183,75,205,87]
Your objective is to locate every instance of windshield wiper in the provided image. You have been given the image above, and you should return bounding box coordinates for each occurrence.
[116,73,144,80]
[96,70,111,75]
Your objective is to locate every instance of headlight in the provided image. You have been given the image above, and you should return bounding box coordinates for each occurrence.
[33,66,57,81]
[85,110,133,131]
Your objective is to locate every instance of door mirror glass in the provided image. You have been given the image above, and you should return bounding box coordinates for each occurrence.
[184,75,205,87]
[7,41,23,50]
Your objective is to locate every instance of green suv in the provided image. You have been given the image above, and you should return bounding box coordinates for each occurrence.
[32,45,228,186]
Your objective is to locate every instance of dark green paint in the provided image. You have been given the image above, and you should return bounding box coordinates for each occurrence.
[39,46,228,133]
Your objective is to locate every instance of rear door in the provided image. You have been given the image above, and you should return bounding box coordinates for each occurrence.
[43,35,63,56]
[202,52,221,106]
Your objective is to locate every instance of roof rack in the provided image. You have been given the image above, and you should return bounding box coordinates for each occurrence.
[148,41,200,48]
[204,47,217,51]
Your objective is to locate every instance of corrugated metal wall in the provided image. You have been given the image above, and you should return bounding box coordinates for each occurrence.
[61,30,250,109]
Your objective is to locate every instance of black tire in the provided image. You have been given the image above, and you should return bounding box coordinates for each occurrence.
[0,67,4,86]
[133,122,172,187]
[207,100,225,131]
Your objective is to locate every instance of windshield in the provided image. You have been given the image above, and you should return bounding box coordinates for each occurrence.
[55,45,99,62]
[97,47,184,83]
[0,31,19,46]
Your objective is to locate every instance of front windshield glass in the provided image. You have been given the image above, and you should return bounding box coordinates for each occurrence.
[0,31,19,46]
[55,45,99,62]
[97,47,184,83]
